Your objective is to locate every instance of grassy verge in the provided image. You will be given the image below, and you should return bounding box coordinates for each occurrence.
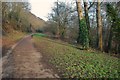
[2,31,26,56]
[33,33,47,37]
[34,36,119,78]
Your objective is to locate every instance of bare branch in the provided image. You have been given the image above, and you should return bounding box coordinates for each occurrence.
[88,0,96,10]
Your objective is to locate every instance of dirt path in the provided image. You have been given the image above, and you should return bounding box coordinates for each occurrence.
[2,36,59,78]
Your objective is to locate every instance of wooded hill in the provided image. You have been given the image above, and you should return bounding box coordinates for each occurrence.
[27,12,46,30]
[2,2,46,56]
[2,2,46,35]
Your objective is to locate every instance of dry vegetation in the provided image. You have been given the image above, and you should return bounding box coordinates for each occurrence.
[2,2,46,57]
[2,31,25,57]
[27,12,46,30]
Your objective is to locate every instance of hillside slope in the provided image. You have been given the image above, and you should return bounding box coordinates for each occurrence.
[2,2,46,56]
[34,35,119,78]
[27,12,46,30]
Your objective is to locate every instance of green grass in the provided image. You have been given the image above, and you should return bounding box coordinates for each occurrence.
[33,33,47,37]
[34,36,120,78]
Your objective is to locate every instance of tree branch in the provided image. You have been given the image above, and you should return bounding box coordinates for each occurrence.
[88,0,95,10]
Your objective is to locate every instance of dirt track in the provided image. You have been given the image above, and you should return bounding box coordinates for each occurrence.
[2,36,59,78]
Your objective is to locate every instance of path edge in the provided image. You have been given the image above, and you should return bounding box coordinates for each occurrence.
[1,34,31,79]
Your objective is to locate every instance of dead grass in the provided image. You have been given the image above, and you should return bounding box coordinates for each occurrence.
[2,31,26,57]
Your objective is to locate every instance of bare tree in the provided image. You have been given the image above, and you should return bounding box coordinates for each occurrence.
[96,0,103,51]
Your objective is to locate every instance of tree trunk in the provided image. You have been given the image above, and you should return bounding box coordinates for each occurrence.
[106,27,113,53]
[83,0,90,30]
[96,0,103,51]
[56,0,60,38]
[76,0,83,20]
[83,0,91,44]
[76,0,89,49]
[76,0,83,43]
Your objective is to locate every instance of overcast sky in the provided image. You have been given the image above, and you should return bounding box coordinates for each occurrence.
[29,0,71,21]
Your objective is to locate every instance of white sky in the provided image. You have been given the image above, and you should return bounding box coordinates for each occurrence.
[29,0,70,21]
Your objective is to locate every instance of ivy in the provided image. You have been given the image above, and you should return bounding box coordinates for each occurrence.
[77,19,89,49]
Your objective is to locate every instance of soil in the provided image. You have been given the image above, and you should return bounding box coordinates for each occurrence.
[2,36,59,78]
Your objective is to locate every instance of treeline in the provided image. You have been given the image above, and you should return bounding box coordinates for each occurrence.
[44,0,120,54]
[2,2,32,34]
[2,2,44,35]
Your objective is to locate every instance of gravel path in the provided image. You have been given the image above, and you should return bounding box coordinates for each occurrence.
[2,36,59,78]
